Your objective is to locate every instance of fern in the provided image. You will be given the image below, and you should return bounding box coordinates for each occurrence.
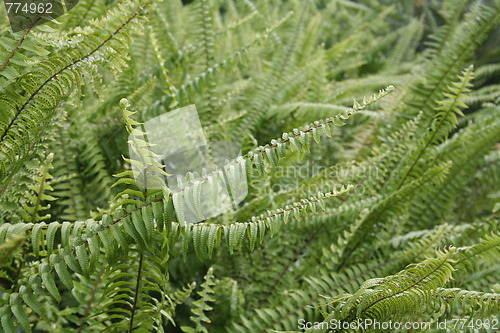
[311,232,500,332]
[181,267,216,333]
[1,0,499,331]
[19,153,57,223]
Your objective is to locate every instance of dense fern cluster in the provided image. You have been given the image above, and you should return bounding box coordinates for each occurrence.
[0,0,499,332]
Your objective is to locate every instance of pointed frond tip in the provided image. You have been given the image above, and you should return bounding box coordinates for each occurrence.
[250,85,395,170]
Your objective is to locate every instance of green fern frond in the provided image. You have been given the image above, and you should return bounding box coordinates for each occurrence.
[1,0,499,331]
[19,153,57,223]
[248,86,395,172]
[0,0,151,192]
[434,287,500,318]
[111,98,169,211]
[391,65,474,190]
[323,247,458,324]
[181,267,216,333]
[404,2,499,121]
[49,123,89,221]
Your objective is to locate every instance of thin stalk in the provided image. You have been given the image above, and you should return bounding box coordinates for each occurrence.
[128,253,144,332]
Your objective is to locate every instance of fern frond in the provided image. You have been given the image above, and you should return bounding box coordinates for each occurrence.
[324,247,457,323]
[434,287,500,318]
[391,65,474,189]
[405,2,499,121]
[1,0,499,331]
[49,123,89,221]
[19,153,57,223]
[111,98,168,211]
[337,161,452,268]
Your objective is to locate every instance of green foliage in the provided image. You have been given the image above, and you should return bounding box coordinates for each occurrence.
[307,232,500,332]
[0,0,499,332]
[181,267,216,333]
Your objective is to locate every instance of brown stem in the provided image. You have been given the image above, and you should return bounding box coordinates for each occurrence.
[0,13,43,72]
